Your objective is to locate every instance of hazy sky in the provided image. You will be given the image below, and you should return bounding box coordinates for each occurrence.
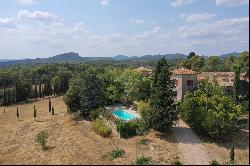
[0,0,249,59]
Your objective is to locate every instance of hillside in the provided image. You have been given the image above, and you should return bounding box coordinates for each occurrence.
[0,52,186,67]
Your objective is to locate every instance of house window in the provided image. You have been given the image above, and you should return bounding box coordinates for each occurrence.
[175,80,179,86]
[187,80,193,86]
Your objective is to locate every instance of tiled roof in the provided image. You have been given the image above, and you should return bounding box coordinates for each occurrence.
[134,67,153,72]
[173,68,197,75]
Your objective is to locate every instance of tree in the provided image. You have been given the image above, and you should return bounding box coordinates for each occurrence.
[180,80,244,139]
[230,146,235,162]
[79,73,106,116]
[16,107,19,118]
[187,52,196,59]
[63,78,82,112]
[39,83,42,98]
[34,85,38,99]
[34,105,37,119]
[48,98,52,112]
[64,73,106,116]
[148,57,178,132]
[52,106,55,115]
[233,65,241,103]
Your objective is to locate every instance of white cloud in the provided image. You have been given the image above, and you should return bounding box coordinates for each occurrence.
[170,0,196,7]
[216,0,249,7]
[186,13,216,22]
[0,18,16,25]
[129,19,145,24]
[100,0,110,6]
[17,0,36,5]
[17,10,57,21]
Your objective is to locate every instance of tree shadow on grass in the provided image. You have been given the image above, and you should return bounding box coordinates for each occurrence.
[154,130,177,144]
[200,129,249,150]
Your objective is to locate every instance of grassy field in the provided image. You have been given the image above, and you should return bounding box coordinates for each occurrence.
[0,96,180,165]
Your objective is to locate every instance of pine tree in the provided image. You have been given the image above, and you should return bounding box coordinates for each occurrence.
[16,107,19,118]
[49,98,51,112]
[148,57,178,132]
[52,106,55,115]
[34,105,37,119]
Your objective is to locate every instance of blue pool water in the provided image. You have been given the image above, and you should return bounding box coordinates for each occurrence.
[112,108,137,121]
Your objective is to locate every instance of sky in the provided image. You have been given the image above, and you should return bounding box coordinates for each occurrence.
[0,0,249,59]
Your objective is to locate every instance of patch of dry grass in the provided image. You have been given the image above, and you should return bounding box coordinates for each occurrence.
[0,96,179,165]
[203,129,249,165]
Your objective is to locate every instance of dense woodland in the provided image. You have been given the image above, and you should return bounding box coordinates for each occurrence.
[0,51,248,107]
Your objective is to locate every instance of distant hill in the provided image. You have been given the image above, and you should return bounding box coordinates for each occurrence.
[220,52,240,58]
[114,53,186,61]
[0,59,17,62]
[0,52,187,67]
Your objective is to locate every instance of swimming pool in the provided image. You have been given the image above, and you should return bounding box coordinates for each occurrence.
[112,108,137,121]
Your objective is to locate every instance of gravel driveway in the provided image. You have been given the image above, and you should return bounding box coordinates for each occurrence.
[172,120,210,165]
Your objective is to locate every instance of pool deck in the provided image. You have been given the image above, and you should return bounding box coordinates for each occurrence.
[105,106,141,119]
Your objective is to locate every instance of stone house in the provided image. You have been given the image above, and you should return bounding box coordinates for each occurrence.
[172,68,198,101]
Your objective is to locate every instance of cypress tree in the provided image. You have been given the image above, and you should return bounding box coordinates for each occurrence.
[230,146,235,162]
[16,107,19,118]
[34,84,38,99]
[34,105,37,119]
[7,89,11,105]
[233,66,241,103]
[49,98,51,112]
[52,106,55,115]
[39,83,42,98]
[3,87,6,106]
[148,57,178,132]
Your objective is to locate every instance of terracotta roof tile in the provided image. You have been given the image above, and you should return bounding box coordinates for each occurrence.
[173,68,197,75]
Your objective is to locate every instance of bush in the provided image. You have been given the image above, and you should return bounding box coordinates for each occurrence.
[138,138,150,145]
[36,130,49,150]
[172,160,183,165]
[116,120,137,138]
[105,149,125,160]
[135,156,151,165]
[210,160,220,165]
[99,110,114,121]
[90,107,106,121]
[92,119,112,137]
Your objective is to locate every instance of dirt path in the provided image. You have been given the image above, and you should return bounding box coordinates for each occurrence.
[172,120,210,165]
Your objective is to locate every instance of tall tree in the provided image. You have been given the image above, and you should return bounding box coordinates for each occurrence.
[233,65,241,103]
[187,52,196,59]
[148,57,178,132]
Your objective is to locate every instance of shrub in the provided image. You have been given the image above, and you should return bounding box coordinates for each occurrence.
[116,120,137,138]
[134,119,149,136]
[100,110,114,121]
[135,156,151,165]
[138,138,150,145]
[105,149,125,160]
[90,107,107,121]
[36,130,49,150]
[172,160,183,165]
[92,119,112,137]
[210,160,220,165]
